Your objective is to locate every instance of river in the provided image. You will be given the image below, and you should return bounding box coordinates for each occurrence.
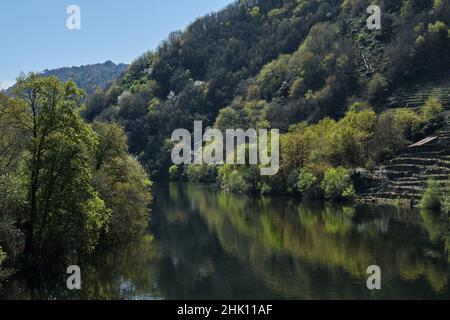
[1,182,449,299]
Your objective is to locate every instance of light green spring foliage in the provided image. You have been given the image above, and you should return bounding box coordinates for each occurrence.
[421,97,444,120]
[393,108,421,141]
[11,75,110,256]
[209,103,425,196]
[421,179,450,214]
[0,76,153,263]
[92,122,153,244]
[321,167,355,201]
[422,179,445,211]
[218,165,248,194]
[83,0,450,181]
[169,165,180,181]
[296,168,318,193]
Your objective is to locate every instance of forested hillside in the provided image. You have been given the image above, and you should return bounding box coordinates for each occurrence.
[85,0,450,185]
[35,61,127,95]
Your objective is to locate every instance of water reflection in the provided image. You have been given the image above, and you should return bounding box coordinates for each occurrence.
[1,182,449,299]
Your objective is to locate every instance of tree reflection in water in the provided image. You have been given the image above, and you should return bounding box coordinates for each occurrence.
[1,182,449,299]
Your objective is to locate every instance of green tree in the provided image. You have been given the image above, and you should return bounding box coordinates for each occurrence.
[421,97,444,120]
[12,75,110,258]
[394,108,421,141]
[91,121,128,170]
[322,167,355,201]
[92,122,152,244]
[169,165,180,181]
[94,155,152,244]
[297,168,321,199]
[215,107,244,131]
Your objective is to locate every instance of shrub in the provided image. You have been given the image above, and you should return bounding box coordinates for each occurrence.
[258,182,272,195]
[169,165,180,181]
[421,180,443,211]
[394,108,421,141]
[297,168,321,199]
[218,165,250,194]
[421,97,444,120]
[322,167,355,201]
[225,170,250,194]
[186,164,217,183]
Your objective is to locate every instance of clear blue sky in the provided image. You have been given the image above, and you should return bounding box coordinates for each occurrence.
[0,0,234,89]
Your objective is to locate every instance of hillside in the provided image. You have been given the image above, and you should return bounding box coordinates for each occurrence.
[84,0,450,180]
[40,61,128,94]
[362,115,450,205]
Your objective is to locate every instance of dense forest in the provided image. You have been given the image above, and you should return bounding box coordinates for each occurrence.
[83,0,449,202]
[5,61,128,95]
[41,61,128,94]
[1,0,450,285]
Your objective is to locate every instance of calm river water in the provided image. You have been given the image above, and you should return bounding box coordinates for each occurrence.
[1,182,449,299]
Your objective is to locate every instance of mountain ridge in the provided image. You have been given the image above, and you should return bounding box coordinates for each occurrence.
[4,60,129,95]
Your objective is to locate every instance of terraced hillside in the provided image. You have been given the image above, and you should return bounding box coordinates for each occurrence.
[386,77,450,109]
[362,119,450,205]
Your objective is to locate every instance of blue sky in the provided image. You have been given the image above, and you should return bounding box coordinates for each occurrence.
[0,0,234,89]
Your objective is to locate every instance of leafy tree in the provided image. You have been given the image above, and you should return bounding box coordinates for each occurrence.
[92,121,128,170]
[280,123,311,174]
[12,75,110,258]
[421,97,444,120]
[393,108,421,141]
[92,122,152,244]
[215,107,244,131]
[218,165,251,194]
[371,110,405,162]
[169,165,181,181]
[321,167,355,201]
[94,155,152,244]
[297,168,320,199]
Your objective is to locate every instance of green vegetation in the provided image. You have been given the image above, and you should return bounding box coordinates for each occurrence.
[0,246,7,281]
[161,95,445,201]
[322,167,356,201]
[5,61,128,96]
[296,168,319,199]
[169,164,181,181]
[421,180,444,211]
[0,76,152,280]
[421,97,444,120]
[81,0,449,196]
[421,179,450,214]
[37,61,127,95]
[209,101,438,198]
[91,122,153,244]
